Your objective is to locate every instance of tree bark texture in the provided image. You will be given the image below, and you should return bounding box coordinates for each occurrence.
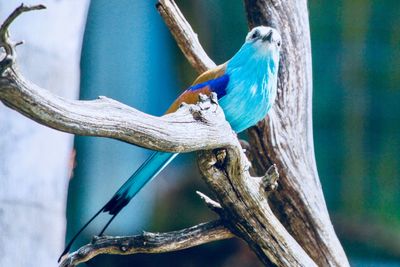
[244,0,349,266]
[0,1,88,266]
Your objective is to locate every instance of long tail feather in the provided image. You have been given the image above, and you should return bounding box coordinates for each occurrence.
[58,151,178,262]
[57,205,104,262]
[98,214,117,237]
[102,152,178,215]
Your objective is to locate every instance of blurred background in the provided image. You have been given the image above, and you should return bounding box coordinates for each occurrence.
[0,0,398,266]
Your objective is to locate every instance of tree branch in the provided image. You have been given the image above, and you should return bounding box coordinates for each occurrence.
[0,4,45,35]
[244,0,349,266]
[0,4,45,72]
[1,4,228,153]
[197,148,316,267]
[156,0,216,73]
[0,71,235,152]
[60,220,233,267]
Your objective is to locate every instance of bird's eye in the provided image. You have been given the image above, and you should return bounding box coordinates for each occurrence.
[252,30,260,39]
[277,41,281,47]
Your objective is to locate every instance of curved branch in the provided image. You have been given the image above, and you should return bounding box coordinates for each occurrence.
[0,5,225,153]
[0,71,234,152]
[60,220,234,267]
[156,0,216,73]
[244,0,349,266]
[0,4,45,34]
[0,4,46,73]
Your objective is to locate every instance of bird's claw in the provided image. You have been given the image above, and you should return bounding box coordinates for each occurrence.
[197,93,219,112]
[210,92,218,104]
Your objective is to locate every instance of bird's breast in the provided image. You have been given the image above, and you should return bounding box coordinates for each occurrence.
[219,77,275,133]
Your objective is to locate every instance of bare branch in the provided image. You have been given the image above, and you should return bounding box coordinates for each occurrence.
[0,5,226,152]
[197,147,316,267]
[156,0,216,73]
[0,4,45,37]
[244,0,349,265]
[0,4,45,72]
[0,71,235,153]
[196,190,223,213]
[59,220,234,267]
[244,0,349,266]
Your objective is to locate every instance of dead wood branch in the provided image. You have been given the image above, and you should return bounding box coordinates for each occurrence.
[60,220,233,267]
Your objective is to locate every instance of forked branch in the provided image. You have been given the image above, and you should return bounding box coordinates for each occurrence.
[0,4,45,72]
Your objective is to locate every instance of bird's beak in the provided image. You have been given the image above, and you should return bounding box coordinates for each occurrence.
[262,30,273,42]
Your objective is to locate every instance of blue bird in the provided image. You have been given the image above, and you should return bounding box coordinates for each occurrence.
[59,26,281,261]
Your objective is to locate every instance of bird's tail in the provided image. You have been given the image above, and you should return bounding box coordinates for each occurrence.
[58,151,178,262]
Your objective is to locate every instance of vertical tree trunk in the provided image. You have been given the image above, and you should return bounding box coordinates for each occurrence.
[244,0,350,266]
[0,1,88,266]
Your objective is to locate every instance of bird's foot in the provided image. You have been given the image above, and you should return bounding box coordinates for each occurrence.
[197,92,219,112]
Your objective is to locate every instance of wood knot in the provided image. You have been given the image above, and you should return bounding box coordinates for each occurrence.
[261,164,279,193]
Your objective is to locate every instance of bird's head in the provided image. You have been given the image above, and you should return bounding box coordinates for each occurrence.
[245,26,282,56]
[227,26,281,74]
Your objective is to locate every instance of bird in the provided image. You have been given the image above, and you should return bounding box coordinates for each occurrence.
[59,25,281,261]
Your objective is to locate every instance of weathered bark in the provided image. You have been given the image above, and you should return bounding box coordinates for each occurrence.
[0,1,88,266]
[244,0,349,266]
[60,220,233,267]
